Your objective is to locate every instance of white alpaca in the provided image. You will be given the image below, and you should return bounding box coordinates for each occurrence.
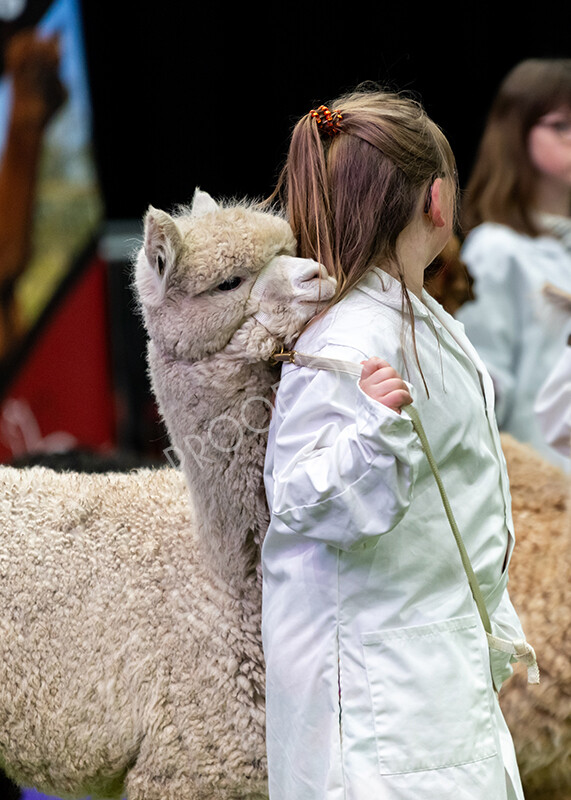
[137,190,334,585]
[0,190,335,800]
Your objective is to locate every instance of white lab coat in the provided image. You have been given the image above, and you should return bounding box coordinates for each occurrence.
[456,221,571,470]
[262,269,527,800]
[535,343,571,456]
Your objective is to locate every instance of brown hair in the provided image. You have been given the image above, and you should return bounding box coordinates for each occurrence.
[462,59,571,236]
[271,86,457,305]
[268,85,457,391]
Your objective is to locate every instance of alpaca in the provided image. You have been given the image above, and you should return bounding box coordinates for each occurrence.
[0,190,335,800]
[498,440,571,800]
[136,190,335,585]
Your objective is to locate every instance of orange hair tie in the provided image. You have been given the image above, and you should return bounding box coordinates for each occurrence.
[309,104,343,137]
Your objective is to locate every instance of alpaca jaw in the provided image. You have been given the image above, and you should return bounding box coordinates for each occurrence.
[248,255,337,346]
[250,254,336,305]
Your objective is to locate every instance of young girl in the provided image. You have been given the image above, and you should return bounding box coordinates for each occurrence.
[456,59,571,469]
[262,88,532,799]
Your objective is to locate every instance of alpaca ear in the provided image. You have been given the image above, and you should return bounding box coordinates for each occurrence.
[190,188,219,218]
[143,207,182,279]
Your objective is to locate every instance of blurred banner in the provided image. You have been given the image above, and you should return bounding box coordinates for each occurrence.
[0,0,115,464]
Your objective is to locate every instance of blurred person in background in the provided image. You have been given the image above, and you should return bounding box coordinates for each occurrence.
[456,58,571,469]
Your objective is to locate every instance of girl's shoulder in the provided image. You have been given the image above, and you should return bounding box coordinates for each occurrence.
[295,278,402,359]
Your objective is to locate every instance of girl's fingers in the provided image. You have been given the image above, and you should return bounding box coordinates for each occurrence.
[369,377,409,398]
[359,357,412,410]
[360,357,391,380]
[383,389,413,409]
[366,369,402,388]
[360,365,404,392]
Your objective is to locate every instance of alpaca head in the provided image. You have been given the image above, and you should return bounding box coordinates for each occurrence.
[134,190,336,362]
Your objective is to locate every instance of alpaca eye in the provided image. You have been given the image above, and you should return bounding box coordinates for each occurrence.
[217,276,243,292]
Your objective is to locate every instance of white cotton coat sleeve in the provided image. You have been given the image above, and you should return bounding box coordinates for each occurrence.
[456,242,520,428]
[266,353,423,552]
[534,344,571,456]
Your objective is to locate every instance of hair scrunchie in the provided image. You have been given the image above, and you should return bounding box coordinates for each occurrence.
[309,104,343,137]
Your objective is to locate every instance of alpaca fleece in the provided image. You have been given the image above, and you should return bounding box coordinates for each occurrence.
[0,466,267,799]
[499,434,571,800]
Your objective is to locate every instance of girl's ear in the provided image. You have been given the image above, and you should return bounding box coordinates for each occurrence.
[427,178,447,228]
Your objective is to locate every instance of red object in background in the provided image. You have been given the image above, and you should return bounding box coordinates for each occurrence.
[0,253,117,463]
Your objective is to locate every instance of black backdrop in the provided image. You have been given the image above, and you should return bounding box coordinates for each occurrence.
[79,2,571,223]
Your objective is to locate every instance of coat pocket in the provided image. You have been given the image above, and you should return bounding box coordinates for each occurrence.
[361,615,497,775]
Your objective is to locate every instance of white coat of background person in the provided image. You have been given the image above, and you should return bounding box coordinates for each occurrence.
[262,89,536,800]
[455,59,571,470]
[535,331,571,456]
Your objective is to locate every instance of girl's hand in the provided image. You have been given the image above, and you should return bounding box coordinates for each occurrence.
[359,357,412,414]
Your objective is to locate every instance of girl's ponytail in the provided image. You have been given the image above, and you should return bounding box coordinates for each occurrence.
[276,112,336,280]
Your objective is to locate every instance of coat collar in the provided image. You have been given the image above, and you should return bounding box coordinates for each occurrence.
[356,268,432,318]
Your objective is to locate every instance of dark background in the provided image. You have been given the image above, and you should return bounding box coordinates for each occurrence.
[80,2,571,223]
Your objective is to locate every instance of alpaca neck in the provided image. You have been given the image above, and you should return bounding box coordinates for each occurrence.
[149,342,277,586]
